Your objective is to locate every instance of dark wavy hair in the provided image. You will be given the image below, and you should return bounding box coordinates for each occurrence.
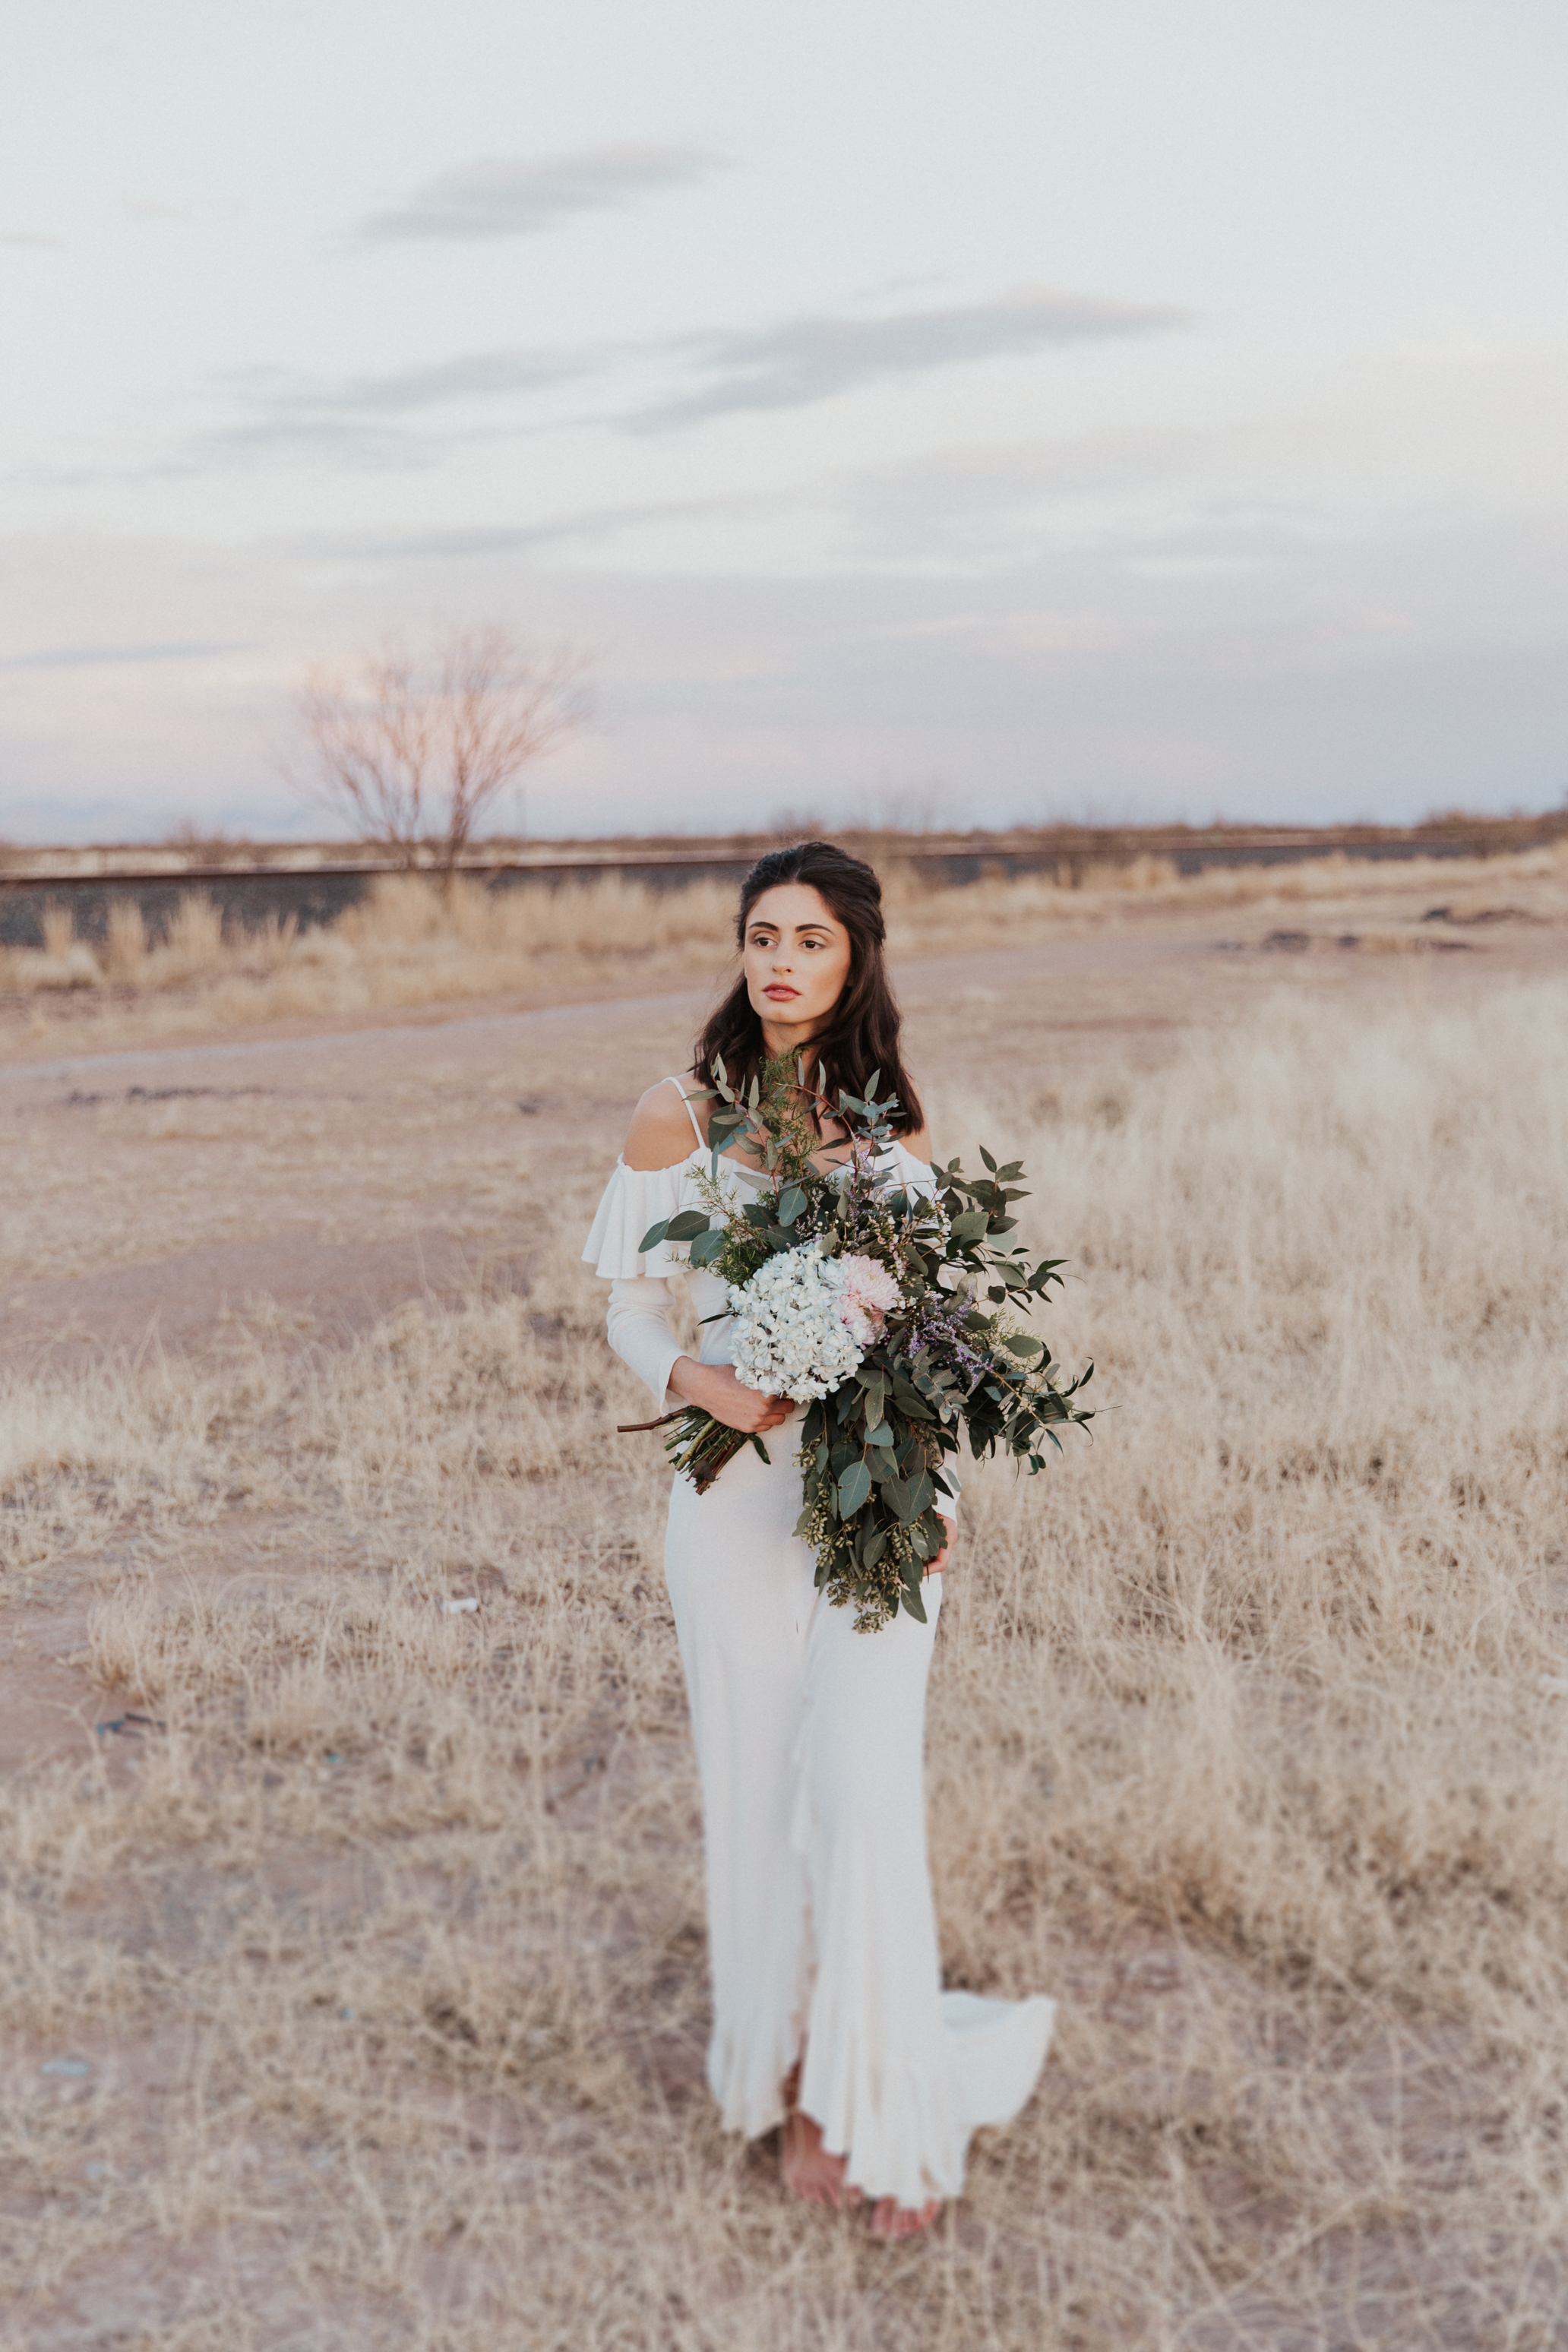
[691,840,923,1134]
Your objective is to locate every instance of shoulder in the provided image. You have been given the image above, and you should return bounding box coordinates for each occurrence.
[624,1076,706,1172]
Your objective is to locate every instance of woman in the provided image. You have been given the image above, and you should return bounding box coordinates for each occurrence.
[583,841,1055,2239]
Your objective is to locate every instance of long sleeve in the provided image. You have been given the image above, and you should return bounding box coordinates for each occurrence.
[585,1155,705,1413]
[606,1277,687,1415]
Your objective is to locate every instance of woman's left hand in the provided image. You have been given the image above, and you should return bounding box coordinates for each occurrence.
[925,1520,956,1579]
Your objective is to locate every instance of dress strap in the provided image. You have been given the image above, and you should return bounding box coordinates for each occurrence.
[664,1076,706,1148]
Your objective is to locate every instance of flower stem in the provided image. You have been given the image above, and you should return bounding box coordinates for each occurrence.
[662,1407,755,1494]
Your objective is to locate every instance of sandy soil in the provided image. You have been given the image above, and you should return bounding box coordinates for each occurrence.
[10,912,1555,1341]
[4,900,1566,2347]
[5,912,1559,1779]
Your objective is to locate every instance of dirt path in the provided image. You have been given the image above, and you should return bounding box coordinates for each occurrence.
[5,918,1561,1772]
[5,922,1561,1361]
[0,930,1240,1768]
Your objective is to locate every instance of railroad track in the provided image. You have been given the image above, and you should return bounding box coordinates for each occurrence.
[3,816,1564,950]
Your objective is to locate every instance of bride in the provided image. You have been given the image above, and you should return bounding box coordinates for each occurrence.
[583,839,1055,2239]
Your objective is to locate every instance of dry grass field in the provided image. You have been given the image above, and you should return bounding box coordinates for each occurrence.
[2,865,1567,2348]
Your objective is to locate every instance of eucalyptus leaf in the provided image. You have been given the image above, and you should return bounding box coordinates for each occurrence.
[837,1460,872,1516]
[618,1048,1092,1633]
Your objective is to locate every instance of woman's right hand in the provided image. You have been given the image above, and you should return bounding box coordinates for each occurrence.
[671,1358,793,1434]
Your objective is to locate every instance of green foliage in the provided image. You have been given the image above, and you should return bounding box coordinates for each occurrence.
[631,1054,1094,1631]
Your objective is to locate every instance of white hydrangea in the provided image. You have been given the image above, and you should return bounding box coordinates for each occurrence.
[729,1241,866,1400]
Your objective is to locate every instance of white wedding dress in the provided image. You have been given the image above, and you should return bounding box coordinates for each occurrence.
[583,1080,1055,2208]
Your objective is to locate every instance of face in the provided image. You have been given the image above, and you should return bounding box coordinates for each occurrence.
[743,883,853,1040]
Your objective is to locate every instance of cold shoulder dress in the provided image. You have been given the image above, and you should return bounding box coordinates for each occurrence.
[583,1081,1056,2208]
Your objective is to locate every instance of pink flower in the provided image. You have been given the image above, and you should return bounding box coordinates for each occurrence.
[833,1253,903,1346]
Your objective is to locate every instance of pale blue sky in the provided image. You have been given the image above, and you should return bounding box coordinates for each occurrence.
[4,0,1566,838]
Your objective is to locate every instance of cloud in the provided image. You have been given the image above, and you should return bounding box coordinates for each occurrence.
[1,230,64,249]
[20,367,594,489]
[630,286,1190,429]
[361,143,726,243]
[277,493,773,564]
[112,349,608,480]
[839,428,1210,556]
[175,416,446,474]
[0,640,253,670]
[270,347,598,417]
[43,279,1189,492]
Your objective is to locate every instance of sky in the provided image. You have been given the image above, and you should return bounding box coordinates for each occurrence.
[3,0,1567,842]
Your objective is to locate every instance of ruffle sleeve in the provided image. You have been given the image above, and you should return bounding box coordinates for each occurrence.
[582,1152,703,1279]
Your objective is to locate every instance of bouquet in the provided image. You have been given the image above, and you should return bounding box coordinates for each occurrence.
[628,1056,1093,1632]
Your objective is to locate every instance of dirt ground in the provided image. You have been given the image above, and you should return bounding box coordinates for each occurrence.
[4,886,1566,2349]
[2,911,1557,1778]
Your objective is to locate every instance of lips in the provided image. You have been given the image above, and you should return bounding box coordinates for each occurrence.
[764,985,798,1001]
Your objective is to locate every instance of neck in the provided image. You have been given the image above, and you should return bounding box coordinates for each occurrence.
[759,1015,825,1061]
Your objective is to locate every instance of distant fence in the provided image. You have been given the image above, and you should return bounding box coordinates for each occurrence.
[2,818,1564,951]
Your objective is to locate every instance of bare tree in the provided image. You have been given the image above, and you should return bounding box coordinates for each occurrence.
[296,640,435,868]
[294,628,591,872]
[436,628,591,872]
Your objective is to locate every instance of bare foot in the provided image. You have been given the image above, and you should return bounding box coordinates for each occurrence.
[868,2196,942,2241]
[782,2107,858,2209]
